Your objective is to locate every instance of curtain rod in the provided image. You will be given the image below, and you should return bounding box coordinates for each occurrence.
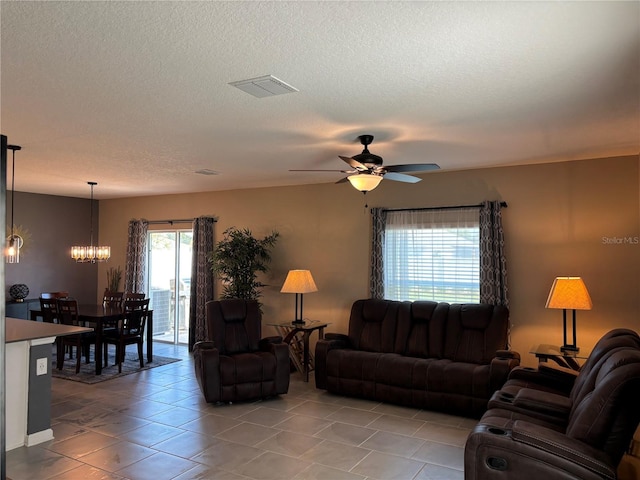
[146,217,217,225]
[381,201,507,213]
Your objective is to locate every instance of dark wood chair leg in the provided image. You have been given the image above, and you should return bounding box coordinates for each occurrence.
[137,342,144,368]
[56,339,64,370]
[117,343,123,373]
[75,344,81,374]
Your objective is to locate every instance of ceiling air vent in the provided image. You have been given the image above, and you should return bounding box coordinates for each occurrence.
[195,169,219,176]
[229,75,299,98]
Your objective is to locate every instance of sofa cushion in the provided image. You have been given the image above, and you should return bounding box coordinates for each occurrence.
[208,300,261,354]
[443,304,509,364]
[396,301,449,358]
[347,299,406,353]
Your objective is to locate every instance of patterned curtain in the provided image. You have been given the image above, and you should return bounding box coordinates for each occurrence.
[369,207,387,299]
[124,219,148,293]
[189,216,216,350]
[480,201,509,307]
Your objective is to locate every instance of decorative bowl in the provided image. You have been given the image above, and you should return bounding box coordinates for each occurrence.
[9,283,29,302]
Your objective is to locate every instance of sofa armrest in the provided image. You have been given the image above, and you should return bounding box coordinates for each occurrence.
[258,338,290,394]
[193,341,221,403]
[259,336,284,349]
[497,349,521,361]
[324,332,350,345]
[538,362,579,379]
[314,333,350,389]
[489,351,521,392]
[512,420,616,478]
[488,387,571,425]
[465,418,616,480]
[507,364,578,395]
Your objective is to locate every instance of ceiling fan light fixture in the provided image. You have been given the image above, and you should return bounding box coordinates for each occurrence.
[347,173,383,192]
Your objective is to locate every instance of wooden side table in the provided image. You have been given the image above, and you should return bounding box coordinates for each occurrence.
[529,344,589,371]
[268,321,329,382]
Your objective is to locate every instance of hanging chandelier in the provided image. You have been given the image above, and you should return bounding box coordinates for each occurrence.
[71,181,111,263]
[6,144,23,263]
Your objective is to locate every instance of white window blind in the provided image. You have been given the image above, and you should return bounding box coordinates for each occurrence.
[383,207,480,303]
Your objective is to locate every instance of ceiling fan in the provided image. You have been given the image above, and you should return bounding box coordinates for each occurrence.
[291,134,440,192]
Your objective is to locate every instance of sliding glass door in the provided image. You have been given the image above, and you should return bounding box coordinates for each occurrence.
[148,230,193,344]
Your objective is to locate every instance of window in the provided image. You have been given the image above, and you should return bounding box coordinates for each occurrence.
[383,207,480,303]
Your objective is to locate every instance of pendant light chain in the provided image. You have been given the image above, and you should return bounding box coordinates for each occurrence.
[89,181,96,247]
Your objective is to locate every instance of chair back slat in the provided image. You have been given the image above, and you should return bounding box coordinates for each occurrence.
[123,298,150,313]
[122,308,148,336]
[103,291,124,308]
[124,292,146,301]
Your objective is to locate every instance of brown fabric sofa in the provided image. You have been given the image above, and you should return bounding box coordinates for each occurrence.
[464,333,640,479]
[315,299,520,417]
[193,299,290,403]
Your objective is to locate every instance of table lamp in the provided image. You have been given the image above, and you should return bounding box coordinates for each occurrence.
[281,270,318,325]
[545,276,592,353]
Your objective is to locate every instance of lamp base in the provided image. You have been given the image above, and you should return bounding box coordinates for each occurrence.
[291,319,306,326]
[560,345,579,354]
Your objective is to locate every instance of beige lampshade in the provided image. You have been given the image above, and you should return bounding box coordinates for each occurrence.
[545,277,592,310]
[281,270,318,294]
[347,174,383,192]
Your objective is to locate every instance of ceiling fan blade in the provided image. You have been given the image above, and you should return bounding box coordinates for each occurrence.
[289,169,353,173]
[383,172,422,183]
[339,155,368,171]
[384,163,440,173]
[335,177,350,184]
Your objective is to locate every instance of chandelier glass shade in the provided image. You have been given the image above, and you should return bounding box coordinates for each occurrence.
[71,181,111,263]
[6,144,22,264]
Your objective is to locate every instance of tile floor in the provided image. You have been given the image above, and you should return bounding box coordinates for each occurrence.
[6,342,475,480]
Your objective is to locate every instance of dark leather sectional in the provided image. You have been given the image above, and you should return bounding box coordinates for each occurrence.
[315,299,520,417]
[464,328,640,479]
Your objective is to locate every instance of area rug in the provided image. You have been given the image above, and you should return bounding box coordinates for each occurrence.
[51,349,181,384]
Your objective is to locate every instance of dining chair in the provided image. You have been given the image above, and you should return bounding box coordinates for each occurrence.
[39,296,61,323]
[40,291,69,300]
[57,298,97,373]
[123,297,150,313]
[104,298,150,372]
[124,292,145,301]
[103,291,124,308]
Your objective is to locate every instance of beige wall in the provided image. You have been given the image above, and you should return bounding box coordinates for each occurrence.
[100,154,640,367]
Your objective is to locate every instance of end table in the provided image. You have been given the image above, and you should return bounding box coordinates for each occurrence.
[529,344,589,371]
[268,320,329,382]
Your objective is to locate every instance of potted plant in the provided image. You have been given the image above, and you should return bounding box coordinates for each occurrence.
[106,266,123,292]
[209,227,279,303]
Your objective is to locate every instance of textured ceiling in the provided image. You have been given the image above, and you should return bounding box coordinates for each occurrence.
[1,1,638,199]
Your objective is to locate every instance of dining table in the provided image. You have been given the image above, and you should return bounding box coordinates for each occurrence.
[30,304,154,375]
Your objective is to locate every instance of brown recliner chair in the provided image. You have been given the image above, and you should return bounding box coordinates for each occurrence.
[193,299,290,403]
[464,347,640,479]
